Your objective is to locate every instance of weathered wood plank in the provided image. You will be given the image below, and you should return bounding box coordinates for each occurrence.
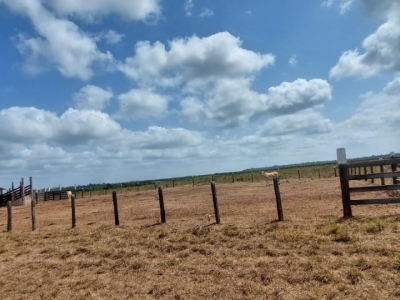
[350,185,400,193]
[348,158,400,168]
[350,198,400,205]
[348,172,400,180]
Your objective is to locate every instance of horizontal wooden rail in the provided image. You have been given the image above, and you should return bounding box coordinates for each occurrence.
[348,171,400,180]
[348,158,400,168]
[350,198,400,205]
[349,185,400,193]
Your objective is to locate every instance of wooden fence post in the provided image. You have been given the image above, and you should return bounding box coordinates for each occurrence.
[390,153,397,184]
[210,182,220,224]
[192,177,195,187]
[380,163,385,185]
[232,173,235,183]
[173,180,175,188]
[370,166,374,183]
[30,177,36,231]
[7,200,12,231]
[318,169,321,179]
[334,168,337,177]
[298,170,300,179]
[7,200,12,232]
[337,148,352,217]
[251,172,254,182]
[154,181,157,190]
[158,187,166,223]
[112,191,120,226]
[273,176,284,221]
[71,195,76,228]
[364,166,367,182]
[21,178,25,203]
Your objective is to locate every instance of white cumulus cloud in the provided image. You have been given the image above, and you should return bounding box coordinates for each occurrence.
[119,32,275,88]
[330,0,400,78]
[2,0,113,80]
[74,85,113,111]
[45,0,161,22]
[200,8,214,17]
[117,89,169,119]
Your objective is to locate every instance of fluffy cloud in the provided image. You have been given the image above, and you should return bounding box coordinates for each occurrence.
[74,85,113,111]
[200,8,214,17]
[2,0,113,80]
[322,0,354,14]
[96,30,125,45]
[0,107,58,143]
[0,107,121,145]
[266,79,333,114]
[383,76,400,94]
[45,0,160,22]
[117,89,169,119]
[259,110,334,136]
[109,126,205,151]
[178,78,332,129]
[184,0,194,16]
[119,32,331,129]
[338,76,400,129]
[202,78,267,128]
[57,109,121,145]
[179,97,204,122]
[289,54,297,66]
[330,0,400,78]
[119,32,275,87]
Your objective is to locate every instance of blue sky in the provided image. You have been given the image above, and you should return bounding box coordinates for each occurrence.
[0,0,399,189]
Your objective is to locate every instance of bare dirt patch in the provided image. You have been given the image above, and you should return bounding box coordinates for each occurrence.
[1,178,400,299]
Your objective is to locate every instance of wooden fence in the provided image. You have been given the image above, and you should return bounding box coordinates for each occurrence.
[36,189,84,201]
[0,182,32,206]
[337,148,400,217]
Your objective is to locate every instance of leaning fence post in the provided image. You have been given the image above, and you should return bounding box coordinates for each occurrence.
[112,191,120,226]
[157,187,166,223]
[210,182,220,224]
[71,195,76,228]
[337,148,352,217]
[30,177,36,231]
[7,200,12,232]
[273,176,284,221]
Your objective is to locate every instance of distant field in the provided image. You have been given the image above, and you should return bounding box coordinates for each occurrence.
[84,163,339,195]
[1,177,400,299]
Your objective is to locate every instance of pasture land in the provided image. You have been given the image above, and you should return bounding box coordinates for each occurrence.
[1,178,400,299]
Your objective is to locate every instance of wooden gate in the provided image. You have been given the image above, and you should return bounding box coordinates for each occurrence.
[337,148,400,217]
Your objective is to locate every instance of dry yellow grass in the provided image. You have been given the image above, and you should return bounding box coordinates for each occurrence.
[1,178,400,299]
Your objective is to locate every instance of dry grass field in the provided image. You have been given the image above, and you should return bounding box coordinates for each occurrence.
[1,177,400,299]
